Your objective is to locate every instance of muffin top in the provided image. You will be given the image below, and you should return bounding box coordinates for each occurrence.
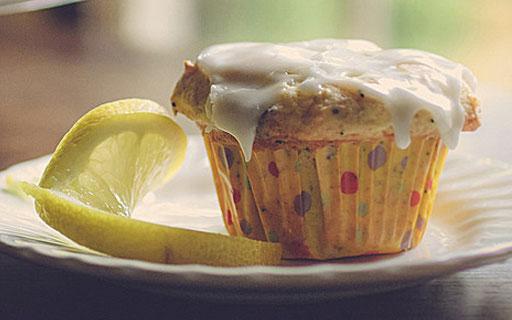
[171,39,480,159]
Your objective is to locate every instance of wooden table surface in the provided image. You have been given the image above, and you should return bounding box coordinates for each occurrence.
[1,6,512,320]
[0,252,511,320]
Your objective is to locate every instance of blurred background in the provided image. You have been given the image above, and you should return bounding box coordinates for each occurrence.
[1,0,511,169]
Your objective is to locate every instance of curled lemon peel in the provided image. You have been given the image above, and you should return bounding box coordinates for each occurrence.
[20,99,281,266]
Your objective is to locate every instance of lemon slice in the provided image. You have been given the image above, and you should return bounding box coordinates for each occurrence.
[39,99,186,216]
[20,182,280,266]
[21,99,281,266]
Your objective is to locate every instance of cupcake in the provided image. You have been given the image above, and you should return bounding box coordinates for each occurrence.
[171,39,480,260]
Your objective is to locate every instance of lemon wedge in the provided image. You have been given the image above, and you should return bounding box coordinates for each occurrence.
[21,99,281,266]
[39,99,186,216]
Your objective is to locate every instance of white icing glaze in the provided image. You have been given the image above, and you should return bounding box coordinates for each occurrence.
[197,39,477,160]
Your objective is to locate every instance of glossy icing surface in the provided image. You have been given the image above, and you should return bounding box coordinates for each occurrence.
[197,39,477,160]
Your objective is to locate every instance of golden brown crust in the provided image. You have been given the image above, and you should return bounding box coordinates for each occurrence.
[206,128,440,151]
[171,62,481,142]
[461,94,481,131]
[171,61,210,123]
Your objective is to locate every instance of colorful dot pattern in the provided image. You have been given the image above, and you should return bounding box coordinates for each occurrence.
[400,156,409,169]
[400,230,412,250]
[268,161,279,177]
[293,191,312,216]
[267,230,279,243]
[340,171,358,194]
[204,132,446,260]
[357,202,369,217]
[410,190,421,207]
[415,215,425,230]
[239,219,253,235]
[232,188,241,203]
[224,148,234,168]
[368,144,387,170]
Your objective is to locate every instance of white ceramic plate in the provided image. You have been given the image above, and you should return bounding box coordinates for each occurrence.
[1,136,512,303]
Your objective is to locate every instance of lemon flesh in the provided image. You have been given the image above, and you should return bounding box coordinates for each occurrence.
[39,99,186,216]
[22,99,281,266]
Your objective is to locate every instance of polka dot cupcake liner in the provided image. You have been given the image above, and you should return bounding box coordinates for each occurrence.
[203,131,447,260]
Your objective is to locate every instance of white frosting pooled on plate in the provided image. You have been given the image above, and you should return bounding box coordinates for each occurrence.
[197,39,477,160]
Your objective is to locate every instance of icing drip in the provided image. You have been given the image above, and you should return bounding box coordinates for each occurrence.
[197,39,476,160]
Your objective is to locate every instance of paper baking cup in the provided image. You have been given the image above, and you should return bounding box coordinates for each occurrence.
[203,131,447,260]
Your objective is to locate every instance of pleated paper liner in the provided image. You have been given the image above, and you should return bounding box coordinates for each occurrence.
[203,131,447,260]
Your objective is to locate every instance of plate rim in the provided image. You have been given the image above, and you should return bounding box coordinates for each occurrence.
[1,152,512,288]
